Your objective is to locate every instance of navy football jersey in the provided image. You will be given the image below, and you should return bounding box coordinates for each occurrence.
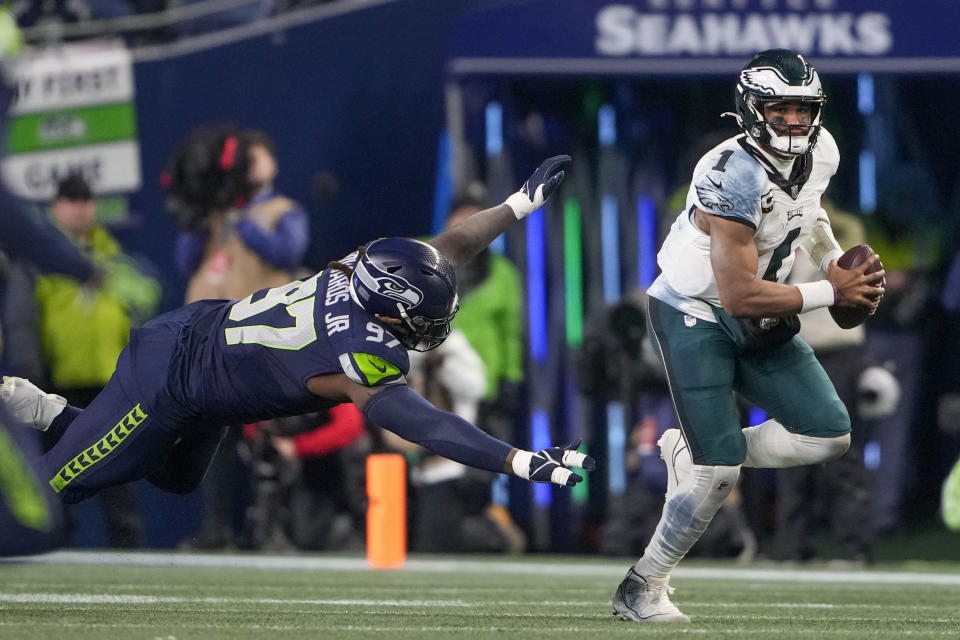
[153,251,409,425]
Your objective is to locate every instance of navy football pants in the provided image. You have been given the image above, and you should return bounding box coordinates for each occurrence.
[35,368,183,504]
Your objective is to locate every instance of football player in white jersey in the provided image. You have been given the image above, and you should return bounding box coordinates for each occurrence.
[612,49,885,623]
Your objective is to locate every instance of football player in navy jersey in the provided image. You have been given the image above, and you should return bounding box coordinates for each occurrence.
[610,50,885,623]
[4,143,593,510]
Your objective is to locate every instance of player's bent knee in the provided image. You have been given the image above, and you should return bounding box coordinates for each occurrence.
[820,432,850,462]
[817,395,851,437]
[793,431,851,465]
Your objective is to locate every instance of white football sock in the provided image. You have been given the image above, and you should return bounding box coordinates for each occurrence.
[741,419,849,468]
[634,463,741,577]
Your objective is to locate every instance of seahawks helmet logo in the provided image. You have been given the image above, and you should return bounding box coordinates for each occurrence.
[352,257,425,311]
[374,274,423,308]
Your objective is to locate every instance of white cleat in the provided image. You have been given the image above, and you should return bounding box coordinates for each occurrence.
[612,568,690,623]
[0,376,67,431]
[658,428,693,498]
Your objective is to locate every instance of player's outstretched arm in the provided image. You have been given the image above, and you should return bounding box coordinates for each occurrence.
[362,383,593,487]
[429,155,570,267]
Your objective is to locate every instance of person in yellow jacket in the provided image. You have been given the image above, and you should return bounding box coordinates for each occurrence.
[33,177,160,394]
[3,173,160,547]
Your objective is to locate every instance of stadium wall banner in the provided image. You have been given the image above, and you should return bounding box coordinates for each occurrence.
[449,0,960,75]
[2,40,140,202]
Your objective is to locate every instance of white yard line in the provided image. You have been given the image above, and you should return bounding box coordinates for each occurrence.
[4,551,960,586]
[0,593,471,606]
[0,620,957,636]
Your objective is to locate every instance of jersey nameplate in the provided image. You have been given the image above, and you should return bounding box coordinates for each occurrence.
[323,255,356,337]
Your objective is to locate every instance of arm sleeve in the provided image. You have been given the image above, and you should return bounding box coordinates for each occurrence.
[235,206,310,270]
[292,403,366,458]
[0,190,94,281]
[363,384,512,474]
[801,211,843,273]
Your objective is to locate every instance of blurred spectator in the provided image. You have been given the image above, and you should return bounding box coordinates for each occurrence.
[586,291,756,560]
[171,127,309,303]
[446,187,524,443]
[0,10,88,556]
[388,186,529,552]
[936,237,960,532]
[2,173,161,547]
[943,456,960,531]
[860,210,940,531]
[240,405,368,551]
[383,329,525,553]
[777,206,899,566]
[164,126,311,549]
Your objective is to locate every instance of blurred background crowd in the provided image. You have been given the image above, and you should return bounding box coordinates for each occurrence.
[1,0,958,564]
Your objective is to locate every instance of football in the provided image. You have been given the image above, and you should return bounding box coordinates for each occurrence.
[828,244,883,329]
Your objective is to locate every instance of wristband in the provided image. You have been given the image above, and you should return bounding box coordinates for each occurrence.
[796,280,837,313]
[511,449,533,479]
[504,192,534,220]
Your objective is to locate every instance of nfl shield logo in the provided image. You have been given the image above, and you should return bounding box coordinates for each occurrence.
[684,315,697,327]
[790,185,800,198]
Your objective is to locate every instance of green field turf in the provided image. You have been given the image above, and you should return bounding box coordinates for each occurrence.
[1,552,958,639]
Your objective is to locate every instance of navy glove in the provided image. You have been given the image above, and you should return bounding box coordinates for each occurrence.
[504,155,572,219]
[511,437,596,487]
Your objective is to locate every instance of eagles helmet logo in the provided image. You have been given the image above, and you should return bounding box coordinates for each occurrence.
[373,274,423,308]
[740,67,788,96]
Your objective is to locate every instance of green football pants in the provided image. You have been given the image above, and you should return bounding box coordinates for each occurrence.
[647,296,850,465]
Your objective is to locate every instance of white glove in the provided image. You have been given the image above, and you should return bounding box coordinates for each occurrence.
[503,155,571,219]
[857,365,901,420]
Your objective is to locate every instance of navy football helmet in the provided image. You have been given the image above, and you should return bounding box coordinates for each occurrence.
[734,49,825,156]
[349,237,459,352]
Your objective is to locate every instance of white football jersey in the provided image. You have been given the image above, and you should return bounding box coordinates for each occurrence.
[648,129,839,322]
